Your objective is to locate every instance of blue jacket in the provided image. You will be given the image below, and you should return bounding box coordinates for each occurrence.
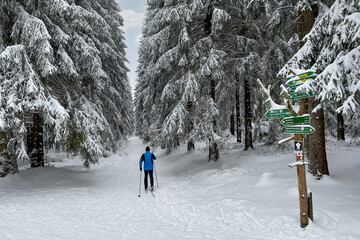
[139,151,157,171]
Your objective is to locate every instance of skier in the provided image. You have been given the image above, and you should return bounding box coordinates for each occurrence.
[139,146,157,192]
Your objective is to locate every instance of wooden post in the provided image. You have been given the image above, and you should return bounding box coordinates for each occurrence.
[296,98,309,227]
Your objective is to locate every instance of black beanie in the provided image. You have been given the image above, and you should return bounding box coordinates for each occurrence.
[146,146,150,151]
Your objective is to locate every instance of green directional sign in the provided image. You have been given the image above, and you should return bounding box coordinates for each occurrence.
[286,71,316,81]
[265,109,293,119]
[288,82,317,94]
[280,115,310,125]
[286,75,316,86]
[288,84,302,94]
[285,125,315,134]
[289,90,317,100]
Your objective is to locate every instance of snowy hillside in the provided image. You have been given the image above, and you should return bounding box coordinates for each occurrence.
[0,137,359,239]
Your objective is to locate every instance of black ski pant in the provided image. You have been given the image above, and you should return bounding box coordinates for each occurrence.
[144,170,154,190]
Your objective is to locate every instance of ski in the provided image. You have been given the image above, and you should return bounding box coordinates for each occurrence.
[151,192,155,198]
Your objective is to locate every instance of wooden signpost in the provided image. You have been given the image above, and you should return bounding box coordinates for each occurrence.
[258,69,317,228]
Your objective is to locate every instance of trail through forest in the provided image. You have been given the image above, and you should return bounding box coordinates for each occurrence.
[0,137,359,240]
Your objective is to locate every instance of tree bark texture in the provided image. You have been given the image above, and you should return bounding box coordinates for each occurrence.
[187,101,195,151]
[244,78,253,150]
[299,5,329,177]
[205,1,219,161]
[337,111,345,141]
[0,132,18,177]
[230,111,235,135]
[236,73,241,143]
[308,98,329,177]
[209,78,219,161]
[28,113,44,168]
[299,6,318,46]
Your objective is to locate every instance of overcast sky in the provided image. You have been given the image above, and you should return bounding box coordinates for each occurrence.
[116,0,146,95]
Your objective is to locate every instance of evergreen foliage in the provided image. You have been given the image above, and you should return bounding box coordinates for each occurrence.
[281,0,360,139]
[135,0,300,153]
[0,0,133,169]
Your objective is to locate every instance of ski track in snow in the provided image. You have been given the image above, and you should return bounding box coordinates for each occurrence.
[0,137,359,240]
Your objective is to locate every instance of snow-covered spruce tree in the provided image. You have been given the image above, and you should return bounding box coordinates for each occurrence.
[217,0,299,148]
[135,0,193,150]
[136,0,303,157]
[281,0,359,176]
[0,0,133,173]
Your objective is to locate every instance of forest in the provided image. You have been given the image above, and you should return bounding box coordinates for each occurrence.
[135,0,359,177]
[0,0,359,178]
[0,0,359,238]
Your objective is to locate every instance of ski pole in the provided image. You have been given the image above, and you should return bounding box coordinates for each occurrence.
[154,161,159,189]
[138,170,142,197]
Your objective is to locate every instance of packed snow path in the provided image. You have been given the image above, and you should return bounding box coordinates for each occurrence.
[0,137,359,239]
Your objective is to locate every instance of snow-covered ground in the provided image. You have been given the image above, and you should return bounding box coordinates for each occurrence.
[0,137,359,240]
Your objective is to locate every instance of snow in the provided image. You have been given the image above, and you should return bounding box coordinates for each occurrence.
[0,137,359,239]
[278,136,295,145]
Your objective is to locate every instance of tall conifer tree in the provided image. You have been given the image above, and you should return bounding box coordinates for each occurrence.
[0,0,133,174]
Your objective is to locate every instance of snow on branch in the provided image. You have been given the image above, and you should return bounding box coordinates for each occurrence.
[257,79,287,111]
[211,8,231,35]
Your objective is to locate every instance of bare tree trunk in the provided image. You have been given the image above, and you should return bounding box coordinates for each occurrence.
[337,111,345,141]
[230,110,235,135]
[209,77,219,161]
[187,101,195,151]
[205,0,219,161]
[244,77,253,150]
[308,98,329,177]
[299,5,318,45]
[29,113,44,168]
[0,132,18,177]
[299,5,329,177]
[236,73,241,143]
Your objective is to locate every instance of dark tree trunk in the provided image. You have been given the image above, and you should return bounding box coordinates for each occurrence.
[337,111,345,141]
[299,5,328,177]
[299,5,318,46]
[204,0,213,36]
[187,140,195,151]
[236,73,241,143]
[209,138,219,162]
[308,98,329,177]
[209,77,219,161]
[29,113,44,168]
[230,111,235,135]
[299,8,314,157]
[0,132,18,177]
[187,101,195,151]
[244,78,253,150]
[205,1,218,161]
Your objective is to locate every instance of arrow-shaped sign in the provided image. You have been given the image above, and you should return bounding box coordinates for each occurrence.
[286,70,316,81]
[265,109,293,119]
[287,82,317,94]
[286,75,316,86]
[289,91,317,100]
[285,125,315,134]
[280,115,310,125]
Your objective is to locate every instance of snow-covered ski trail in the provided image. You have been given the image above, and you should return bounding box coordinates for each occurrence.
[0,136,359,240]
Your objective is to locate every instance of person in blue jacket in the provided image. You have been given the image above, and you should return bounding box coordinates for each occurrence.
[139,146,157,192]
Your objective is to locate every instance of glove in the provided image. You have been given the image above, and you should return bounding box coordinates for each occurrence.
[140,168,142,171]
